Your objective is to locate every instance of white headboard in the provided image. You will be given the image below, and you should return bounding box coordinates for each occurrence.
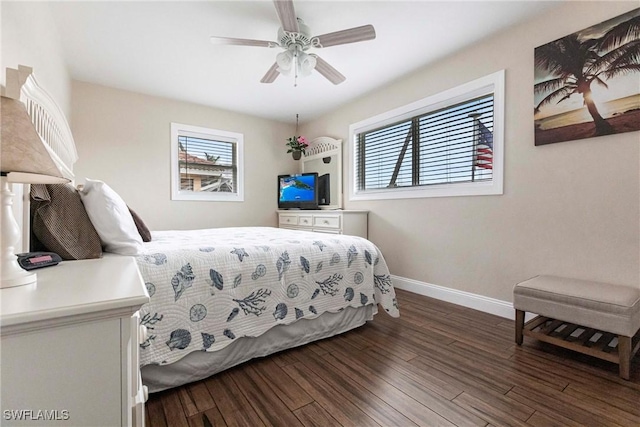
[4,65,78,250]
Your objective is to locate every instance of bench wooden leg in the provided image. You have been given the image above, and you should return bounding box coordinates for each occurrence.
[619,335,631,380]
[515,309,525,345]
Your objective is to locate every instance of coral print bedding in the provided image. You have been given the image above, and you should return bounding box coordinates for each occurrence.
[136,227,399,366]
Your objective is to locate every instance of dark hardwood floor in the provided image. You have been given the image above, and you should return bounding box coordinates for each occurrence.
[146,289,640,426]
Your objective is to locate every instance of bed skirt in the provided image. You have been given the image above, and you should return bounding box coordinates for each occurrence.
[142,304,376,393]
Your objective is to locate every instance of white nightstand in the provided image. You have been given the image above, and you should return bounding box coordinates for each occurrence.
[1,256,149,427]
[277,210,368,238]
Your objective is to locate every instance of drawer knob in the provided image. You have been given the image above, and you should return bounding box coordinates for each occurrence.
[323,220,329,224]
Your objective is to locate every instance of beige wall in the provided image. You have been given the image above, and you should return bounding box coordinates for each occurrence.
[1,1,71,115]
[71,81,296,230]
[300,1,640,302]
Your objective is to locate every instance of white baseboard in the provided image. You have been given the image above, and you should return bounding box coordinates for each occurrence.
[392,275,526,320]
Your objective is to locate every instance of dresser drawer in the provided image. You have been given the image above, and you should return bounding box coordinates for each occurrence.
[279,214,298,226]
[313,228,340,235]
[276,210,367,239]
[298,215,313,227]
[313,215,340,229]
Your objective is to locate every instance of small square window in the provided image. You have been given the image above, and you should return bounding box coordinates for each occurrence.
[171,123,244,201]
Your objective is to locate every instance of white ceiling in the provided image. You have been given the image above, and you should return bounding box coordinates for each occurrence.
[49,1,562,124]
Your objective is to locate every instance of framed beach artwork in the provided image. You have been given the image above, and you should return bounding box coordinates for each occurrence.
[534,8,640,146]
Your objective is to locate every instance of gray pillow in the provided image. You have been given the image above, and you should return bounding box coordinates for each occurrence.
[31,184,102,260]
[129,207,152,242]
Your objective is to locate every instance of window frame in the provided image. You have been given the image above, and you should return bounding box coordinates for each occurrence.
[170,122,244,202]
[348,70,504,201]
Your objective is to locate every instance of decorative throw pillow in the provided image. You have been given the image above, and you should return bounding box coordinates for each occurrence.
[30,183,103,260]
[129,207,152,242]
[78,178,144,255]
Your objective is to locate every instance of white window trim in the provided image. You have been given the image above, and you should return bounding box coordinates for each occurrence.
[348,70,505,201]
[171,122,244,202]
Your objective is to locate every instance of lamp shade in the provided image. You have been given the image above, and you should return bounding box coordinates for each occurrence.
[1,96,71,183]
[298,52,317,77]
[276,50,293,75]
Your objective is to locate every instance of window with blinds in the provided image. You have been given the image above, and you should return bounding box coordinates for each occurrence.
[171,123,244,201]
[349,70,504,200]
[357,95,493,189]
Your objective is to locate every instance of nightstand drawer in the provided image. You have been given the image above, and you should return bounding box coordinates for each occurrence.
[313,215,340,229]
[279,214,298,226]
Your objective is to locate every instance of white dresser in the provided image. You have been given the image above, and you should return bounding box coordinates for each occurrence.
[0,256,149,427]
[277,210,368,238]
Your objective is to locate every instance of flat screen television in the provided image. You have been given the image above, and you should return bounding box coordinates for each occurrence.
[278,173,319,210]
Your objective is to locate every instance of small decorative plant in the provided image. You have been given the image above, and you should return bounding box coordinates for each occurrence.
[287,114,308,160]
[286,136,309,154]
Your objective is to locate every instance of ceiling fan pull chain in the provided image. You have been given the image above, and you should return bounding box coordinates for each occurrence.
[294,48,299,87]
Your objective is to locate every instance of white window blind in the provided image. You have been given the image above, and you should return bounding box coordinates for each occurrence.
[350,70,504,200]
[178,135,236,192]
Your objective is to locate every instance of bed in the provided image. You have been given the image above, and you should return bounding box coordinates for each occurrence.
[10,65,400,394]
[137,226,399,392]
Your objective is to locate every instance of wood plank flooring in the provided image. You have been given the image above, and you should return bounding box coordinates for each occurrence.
[146,289,640,426]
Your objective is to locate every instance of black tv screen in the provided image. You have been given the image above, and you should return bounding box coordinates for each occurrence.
[278,173,319,210]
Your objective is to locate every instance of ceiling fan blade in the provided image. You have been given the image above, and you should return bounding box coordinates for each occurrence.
[210,36,278,48]
[312,55,346,85]
[315,25,376,48]
[260,63,280,83]
[273,0,299,33]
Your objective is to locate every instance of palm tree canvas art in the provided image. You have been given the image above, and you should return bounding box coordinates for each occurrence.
[534,8,640,146]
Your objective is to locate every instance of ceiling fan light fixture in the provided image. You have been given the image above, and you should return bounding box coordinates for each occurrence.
[276,50,293,75]
[210,1,376,85]
[297,52,316,77]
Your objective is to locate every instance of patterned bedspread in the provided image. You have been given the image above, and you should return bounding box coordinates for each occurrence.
[136,227,399,366]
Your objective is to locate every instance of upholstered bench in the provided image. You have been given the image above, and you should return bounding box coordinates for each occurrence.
[514,275,640,380]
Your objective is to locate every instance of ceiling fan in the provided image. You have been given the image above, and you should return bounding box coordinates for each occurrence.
[210,0,376,85]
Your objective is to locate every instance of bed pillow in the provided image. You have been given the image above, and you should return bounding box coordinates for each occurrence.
[129,207,152,242]
[30,183,103,260]
[78,178,144,255]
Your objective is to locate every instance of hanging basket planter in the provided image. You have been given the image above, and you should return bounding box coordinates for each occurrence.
[285,114,308,161]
